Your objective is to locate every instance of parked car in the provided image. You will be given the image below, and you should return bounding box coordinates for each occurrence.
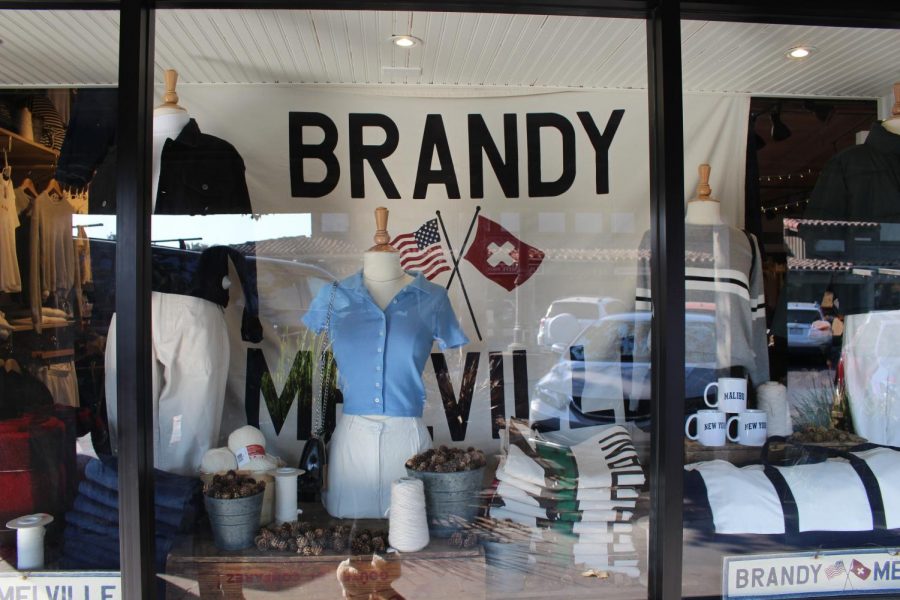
[787,301,832,351]
[531,312,717,432]
[536,296,627,348]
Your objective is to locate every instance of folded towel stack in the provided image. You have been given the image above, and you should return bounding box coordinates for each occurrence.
[488,421,645,577]
[61,457,200,570]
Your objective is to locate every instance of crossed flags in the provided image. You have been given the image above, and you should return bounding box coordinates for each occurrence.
[391,208,546,341]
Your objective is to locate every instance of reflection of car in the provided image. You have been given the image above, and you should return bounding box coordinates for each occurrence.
[787,302,832,351]
[531,312,717,430]
[536,297,626,348]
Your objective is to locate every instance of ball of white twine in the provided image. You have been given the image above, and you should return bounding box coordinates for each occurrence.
[388,477,430,552]
[757,382,791,437]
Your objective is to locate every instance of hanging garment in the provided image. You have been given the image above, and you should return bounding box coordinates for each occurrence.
[55,89,117,191]
[105,292,229,476]
[635,225,769,387]
[323,413,432,518]
[32,361,80,408]
[806,121,900,222]
[0,175,21,292]
[75,225,92,286]
[29,190,81,332]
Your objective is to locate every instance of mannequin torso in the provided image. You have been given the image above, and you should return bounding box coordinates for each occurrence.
[152,110,190,211]
[363,251,414,310]
[883,119,900,136]
[685,199,724,225]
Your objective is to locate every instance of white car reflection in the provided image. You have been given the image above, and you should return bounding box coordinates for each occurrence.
[531,312,717,430]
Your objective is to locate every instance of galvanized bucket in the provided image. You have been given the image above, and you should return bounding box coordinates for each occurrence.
[204,491,264,551]
[405,466,485,538]
[482,539,531,593]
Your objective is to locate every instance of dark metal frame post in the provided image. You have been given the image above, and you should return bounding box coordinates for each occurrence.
[646,1,686,599]
[116,0,156,596]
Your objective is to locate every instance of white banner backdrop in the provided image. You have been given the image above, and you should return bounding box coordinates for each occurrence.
[169,86,749,461]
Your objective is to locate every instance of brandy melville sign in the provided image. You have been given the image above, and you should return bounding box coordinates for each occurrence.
[172,86,750,458]
[724,550,900,598]
[0,573,120,600]
[287,110,624,199]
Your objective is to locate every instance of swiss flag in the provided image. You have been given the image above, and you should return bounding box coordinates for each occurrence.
[850,559,871,580]
[463,215,545,291]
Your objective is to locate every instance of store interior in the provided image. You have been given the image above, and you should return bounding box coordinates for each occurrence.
[1,9,899,599]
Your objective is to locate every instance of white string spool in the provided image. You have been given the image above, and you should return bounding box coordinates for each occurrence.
[757,382,792,437]
[272,467,303,525]
[7,514,53,570]
[388,478,429,552]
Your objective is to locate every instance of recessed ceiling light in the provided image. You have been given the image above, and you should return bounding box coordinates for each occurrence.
[787,46,815,59]
[390,35,422,49]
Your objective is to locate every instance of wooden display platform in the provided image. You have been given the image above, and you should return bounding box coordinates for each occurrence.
[164,505,485,599]
[684,438,866,467]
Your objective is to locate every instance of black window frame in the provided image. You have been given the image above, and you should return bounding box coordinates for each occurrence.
[0,0,896,597]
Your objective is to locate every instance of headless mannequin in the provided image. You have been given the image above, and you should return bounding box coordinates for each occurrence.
[152,70,191,211]
[882,82,900,136]
[685,163,724,225]
[363,252,413,309]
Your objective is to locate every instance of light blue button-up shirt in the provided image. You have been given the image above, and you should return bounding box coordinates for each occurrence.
[302,270,469,417]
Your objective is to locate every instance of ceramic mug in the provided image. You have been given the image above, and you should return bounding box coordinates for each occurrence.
[685,410,727,447]
[727,409,768,446]
[703,377,748,413]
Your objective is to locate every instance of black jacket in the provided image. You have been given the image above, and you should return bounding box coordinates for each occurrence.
[806,122,900,222]
[155,119,252,215]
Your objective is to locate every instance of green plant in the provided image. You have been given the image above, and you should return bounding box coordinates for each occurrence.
[792,372,834,430]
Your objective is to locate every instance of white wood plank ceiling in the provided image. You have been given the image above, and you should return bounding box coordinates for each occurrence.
[0,9,897,98]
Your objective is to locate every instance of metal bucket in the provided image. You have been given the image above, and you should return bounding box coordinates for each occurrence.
[482,539,531,594]
[405,466,484,538]
[204,492,264,551]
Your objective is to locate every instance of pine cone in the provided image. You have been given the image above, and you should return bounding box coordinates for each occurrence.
[371,537,386,553]
[449,531,463,547]
[255,535,269,551]
[301,545,313,556]
[273,538,288,551]
[313,528,326,539]
[310,542,324,556]
[287,538,298,552]
[296,535,309,549]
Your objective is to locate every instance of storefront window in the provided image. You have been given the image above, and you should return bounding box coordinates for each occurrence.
[679,20,900,599]
[146,9,655,598]
[0,7,121,593]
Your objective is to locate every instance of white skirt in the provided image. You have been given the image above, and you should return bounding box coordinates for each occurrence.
[323,414,432,519]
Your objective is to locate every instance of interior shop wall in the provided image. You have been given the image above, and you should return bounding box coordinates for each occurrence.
[169,85,749,459]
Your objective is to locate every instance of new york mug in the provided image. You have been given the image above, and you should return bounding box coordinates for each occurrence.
[685,410,727,447]
[726,409,768,446]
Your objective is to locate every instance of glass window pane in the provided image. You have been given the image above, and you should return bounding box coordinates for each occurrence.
[0,8,120,591]
[681,19,900,599]
[148,8,654,599]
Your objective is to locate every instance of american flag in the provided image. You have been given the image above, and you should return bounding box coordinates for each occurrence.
[825,560,846,579]
[390,218,450,280]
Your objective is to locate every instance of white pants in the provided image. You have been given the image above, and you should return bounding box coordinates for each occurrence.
[324,414,432,519]
[106,292,229,475]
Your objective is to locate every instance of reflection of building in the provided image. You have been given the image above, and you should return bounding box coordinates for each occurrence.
[231,236,362,280]
[784,219,900,314]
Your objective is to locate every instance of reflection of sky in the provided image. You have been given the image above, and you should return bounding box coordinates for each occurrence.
[72,214,312,248]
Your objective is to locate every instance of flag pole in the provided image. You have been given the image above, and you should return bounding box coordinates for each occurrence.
[447,206,481,289]
[436,208,482,342]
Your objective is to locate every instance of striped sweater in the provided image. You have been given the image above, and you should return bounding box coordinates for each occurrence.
[635,224,769,386]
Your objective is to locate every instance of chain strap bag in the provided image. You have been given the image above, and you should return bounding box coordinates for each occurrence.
[298,282,338,502]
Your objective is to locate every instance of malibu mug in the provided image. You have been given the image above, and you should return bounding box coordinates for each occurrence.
[727,409,768,446]
[703,377,748,413]
[685,410,727,447]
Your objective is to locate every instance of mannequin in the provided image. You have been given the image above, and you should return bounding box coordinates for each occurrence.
[635,164,769,392]
[303,207,468,518]
[152,69,191,211]
[685,164,724,225]
[882,82,900,136]
[806,81,900,222]
[363,207,414,309]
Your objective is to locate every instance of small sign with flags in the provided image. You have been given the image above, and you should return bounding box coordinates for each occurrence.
[723,549,900,598]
